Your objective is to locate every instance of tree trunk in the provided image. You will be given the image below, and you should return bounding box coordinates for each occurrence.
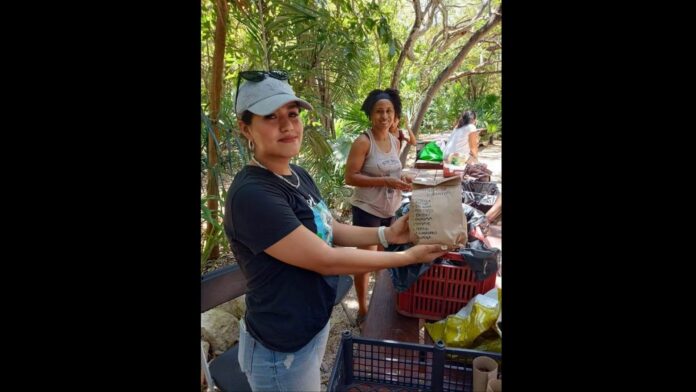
[316,70,335,138]
[205,0,228,260]
[375,32,383,88]
[403,8,501,164]
[390,0,424,89]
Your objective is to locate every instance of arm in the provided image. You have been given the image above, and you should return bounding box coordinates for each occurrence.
[395,130,406,152]
[485,194,502,224]
[402,115,416,146]
[231,183,446,275]
[265,224,448,275]
[405,128,417,146]
[332,213,411,247]
[344,135,410,190]
[468,131,480,162]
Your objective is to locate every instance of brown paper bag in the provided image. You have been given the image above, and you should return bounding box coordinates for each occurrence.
[409,173,467,248]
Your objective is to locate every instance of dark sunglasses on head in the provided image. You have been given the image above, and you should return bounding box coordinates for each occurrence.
[234,70,290,114]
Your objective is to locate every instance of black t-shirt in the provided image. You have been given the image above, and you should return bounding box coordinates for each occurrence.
[223,164,338,352]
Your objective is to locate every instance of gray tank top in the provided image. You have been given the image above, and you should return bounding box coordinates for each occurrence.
[350,129,403,218]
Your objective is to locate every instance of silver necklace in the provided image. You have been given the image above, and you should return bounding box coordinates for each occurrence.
[250,156,301,189]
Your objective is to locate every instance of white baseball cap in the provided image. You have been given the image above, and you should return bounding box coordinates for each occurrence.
[235,75,313,117]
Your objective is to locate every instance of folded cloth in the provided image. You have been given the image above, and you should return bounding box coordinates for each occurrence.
[465,163,492,181]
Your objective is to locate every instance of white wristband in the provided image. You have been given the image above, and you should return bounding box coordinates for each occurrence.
[377,226,389,248]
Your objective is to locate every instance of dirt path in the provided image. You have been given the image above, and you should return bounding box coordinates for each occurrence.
[477,141,502,185]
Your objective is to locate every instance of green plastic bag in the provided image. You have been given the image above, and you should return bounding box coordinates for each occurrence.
[418,141,443,162]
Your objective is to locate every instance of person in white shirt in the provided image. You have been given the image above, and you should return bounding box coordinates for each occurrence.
[443,110,480,165]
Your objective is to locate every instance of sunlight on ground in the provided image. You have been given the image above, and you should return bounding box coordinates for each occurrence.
[343,299,358,309]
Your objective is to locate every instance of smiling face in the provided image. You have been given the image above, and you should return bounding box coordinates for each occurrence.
[370,99,395,132]
[239,101,304,161]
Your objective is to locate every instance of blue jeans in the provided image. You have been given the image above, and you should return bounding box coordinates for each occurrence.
[238,318,330,392]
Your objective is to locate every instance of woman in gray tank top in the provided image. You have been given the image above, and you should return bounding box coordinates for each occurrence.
[344,88,413,323]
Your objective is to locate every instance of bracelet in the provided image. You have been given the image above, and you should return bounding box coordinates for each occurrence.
[377,226,389,248]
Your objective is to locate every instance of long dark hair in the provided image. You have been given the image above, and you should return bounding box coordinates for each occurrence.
[456,110,477,128]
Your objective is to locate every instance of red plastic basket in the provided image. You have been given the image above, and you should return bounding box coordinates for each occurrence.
[396,252,497,320]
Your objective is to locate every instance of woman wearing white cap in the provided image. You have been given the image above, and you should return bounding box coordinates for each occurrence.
[223,70,447,392]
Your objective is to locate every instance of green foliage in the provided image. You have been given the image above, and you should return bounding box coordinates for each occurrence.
[201,195,228,267]
[470,94,502,137]
[334,103,371,136]
[201,0,502,264]
[297,125,348,212]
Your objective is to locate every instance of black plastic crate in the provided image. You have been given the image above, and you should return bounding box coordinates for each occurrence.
[328,331,502,392]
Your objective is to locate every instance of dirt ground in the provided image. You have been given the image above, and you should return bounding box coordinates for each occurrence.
[201,138,501,391]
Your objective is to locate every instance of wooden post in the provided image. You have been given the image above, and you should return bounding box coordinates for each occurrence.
[205,0,228,260]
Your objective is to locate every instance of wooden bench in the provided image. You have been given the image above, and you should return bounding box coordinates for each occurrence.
[360,269,432,344]
[201,264,251,392]
[414,160,444,169]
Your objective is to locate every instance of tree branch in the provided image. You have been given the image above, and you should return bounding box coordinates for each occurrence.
[407,6,501,159]
[447,70,500,82]
[392,0,440,88]
[440,0,492,51]
[407,0,439,61]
